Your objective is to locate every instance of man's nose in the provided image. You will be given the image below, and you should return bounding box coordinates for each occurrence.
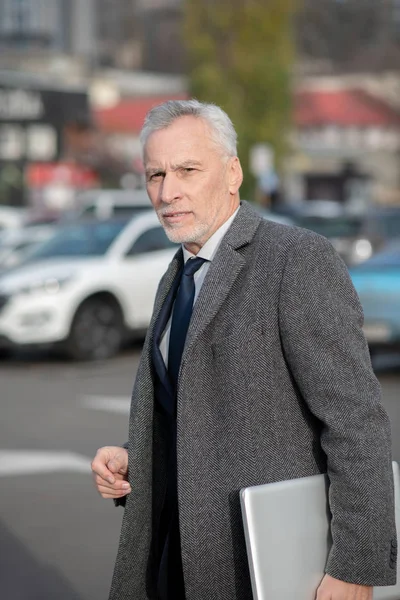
[160,172,182,204]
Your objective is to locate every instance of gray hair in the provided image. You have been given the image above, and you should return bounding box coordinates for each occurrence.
[140,99,238,157]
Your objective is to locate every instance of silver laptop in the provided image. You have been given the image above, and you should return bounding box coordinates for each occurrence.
[240,462,400,600]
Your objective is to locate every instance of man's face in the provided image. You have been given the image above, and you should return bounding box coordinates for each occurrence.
[144,116,242,254]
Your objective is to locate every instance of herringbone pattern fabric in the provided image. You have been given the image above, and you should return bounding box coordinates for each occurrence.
[109,201,396,600]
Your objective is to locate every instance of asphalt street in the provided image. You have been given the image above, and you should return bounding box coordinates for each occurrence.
[0,347,399,600]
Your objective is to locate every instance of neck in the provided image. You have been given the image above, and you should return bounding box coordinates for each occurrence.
[183,200,239,255]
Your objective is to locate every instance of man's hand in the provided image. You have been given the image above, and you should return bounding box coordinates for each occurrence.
[316,575,373,599]
[91,446,131,499]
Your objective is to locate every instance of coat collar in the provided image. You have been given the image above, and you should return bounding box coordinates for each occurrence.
[183,200,261,362]
[146,200,262,375]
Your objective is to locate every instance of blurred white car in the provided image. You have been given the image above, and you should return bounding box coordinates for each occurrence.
[0,225,56,272]
[0,212,178,360]
[0,206,28,231]
[74,188,152,220]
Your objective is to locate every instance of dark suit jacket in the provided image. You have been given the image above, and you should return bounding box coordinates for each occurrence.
[109,201,397,600]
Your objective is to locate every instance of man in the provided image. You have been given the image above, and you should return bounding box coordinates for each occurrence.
[91,100,397,600]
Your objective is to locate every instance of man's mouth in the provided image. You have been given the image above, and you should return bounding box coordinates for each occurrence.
[162,211,191,221]
[163,210,189,216]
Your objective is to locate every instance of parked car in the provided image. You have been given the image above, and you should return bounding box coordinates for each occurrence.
[359,206,400,251]
[0,206,28,232]
[73,188,152,220]
[349,242,400,352]
[0,225,56,273]
[0,212,178,360]
[290,209,369,266]
[290,202,400,266]
[253,205,294,227]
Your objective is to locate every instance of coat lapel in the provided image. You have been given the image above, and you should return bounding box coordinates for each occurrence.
[183,202,262,361]
[131,247,183,408]
[151,247,184,334]
[114,254,184,600]
[134,202,261,397]
[152,259,182,396]
[126,247,183,462]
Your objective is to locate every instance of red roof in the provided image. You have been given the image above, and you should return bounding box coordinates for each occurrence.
[94,94,188,134]
[94,89,400,134]
[294,88,400,128]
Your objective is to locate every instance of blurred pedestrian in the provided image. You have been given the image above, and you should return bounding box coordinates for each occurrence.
[91,100,396,600]
[256,169,280,209]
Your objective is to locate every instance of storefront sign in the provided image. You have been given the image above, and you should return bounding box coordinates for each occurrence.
[0,88,44,120]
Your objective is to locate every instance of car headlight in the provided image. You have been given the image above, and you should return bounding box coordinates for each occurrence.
[14,274,75,296]
[352,239,373,263]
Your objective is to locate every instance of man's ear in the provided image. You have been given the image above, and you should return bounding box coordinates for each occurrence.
[228,157,243,194]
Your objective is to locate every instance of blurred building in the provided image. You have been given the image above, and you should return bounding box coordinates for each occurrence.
[96,0,141,70]
[0,0,97,73]
[1,0,400,211]
[92,90,187,177]
[136,0,184,74]
[0,70,94,207]
[297,0,400,75]
[96,0,184,74]
[0,0,184,75]
[284,76,400,208]
[2,0,400,78]
[0,0,67,50]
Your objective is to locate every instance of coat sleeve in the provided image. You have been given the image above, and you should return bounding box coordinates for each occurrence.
[278,231,397,586]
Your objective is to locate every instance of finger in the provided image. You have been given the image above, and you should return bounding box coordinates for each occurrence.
[91,457,116,484]
[94,473,129,490]
[100,492,127,500]
[96,479,131,493]
[97,487,128,498]
[97,484,131,498]
[108,454,128,475]
[92,452,122,484]
[94,471,127,484]
[91,447,128,483]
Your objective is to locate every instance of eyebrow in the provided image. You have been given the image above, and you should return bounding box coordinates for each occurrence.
[145,167,163,176]
[171,160,203,170]
[146,160,203,175]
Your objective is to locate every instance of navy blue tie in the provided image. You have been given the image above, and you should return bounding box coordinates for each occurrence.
[168,257,206,391]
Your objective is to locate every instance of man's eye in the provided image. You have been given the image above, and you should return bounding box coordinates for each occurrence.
[183,168,196,173]
[150,172,164,181]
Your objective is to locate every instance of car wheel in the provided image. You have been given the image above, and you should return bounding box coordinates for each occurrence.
[66,297,124,361]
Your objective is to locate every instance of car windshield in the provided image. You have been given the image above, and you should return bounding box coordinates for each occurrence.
[294,216,362,238]
[368,214,400,239]
[24,220,128,260]
[0,240,30,256]
[81,205,150,218]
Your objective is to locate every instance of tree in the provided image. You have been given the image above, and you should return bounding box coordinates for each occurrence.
[184,0,296,200]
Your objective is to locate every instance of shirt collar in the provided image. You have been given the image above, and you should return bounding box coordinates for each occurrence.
[182,206,240,263]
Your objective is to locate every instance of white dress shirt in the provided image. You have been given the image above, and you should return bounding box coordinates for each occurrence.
[159,206,240,366]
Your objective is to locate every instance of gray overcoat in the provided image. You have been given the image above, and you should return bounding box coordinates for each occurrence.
[109,201,397,600]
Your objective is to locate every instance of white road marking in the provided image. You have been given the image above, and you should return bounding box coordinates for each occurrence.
[0,450,92,476]
[82,395,130,415]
